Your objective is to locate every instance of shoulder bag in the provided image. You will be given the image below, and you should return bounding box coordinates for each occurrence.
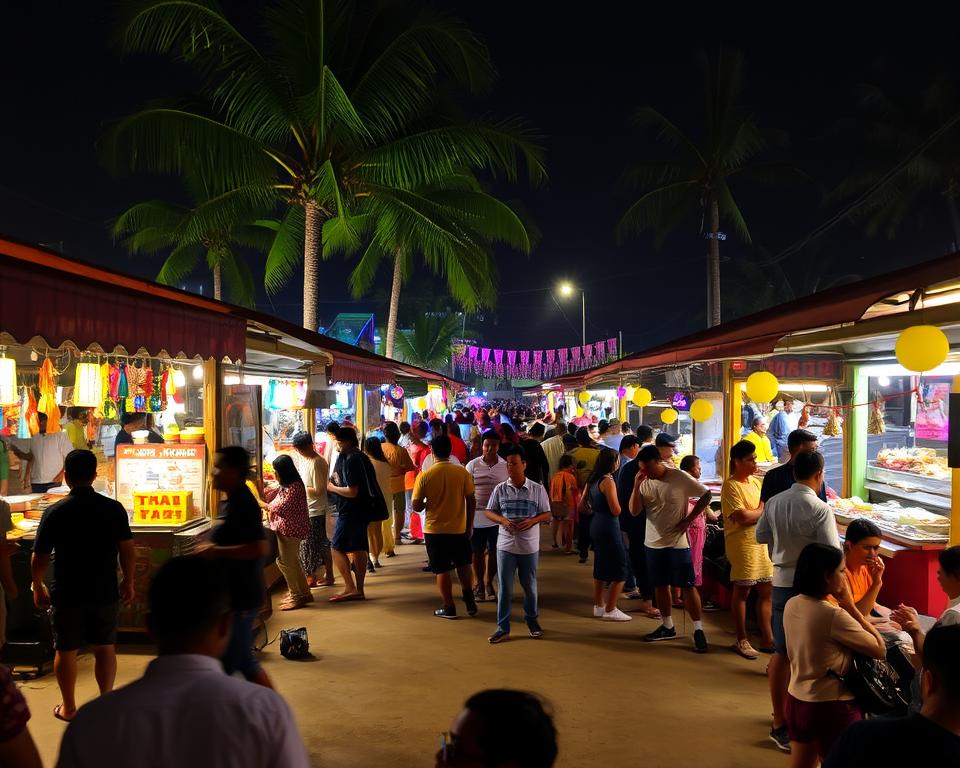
[832,650,911,715]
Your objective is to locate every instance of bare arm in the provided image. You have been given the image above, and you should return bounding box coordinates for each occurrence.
[602,476,621,517]
[835,587,887,660]
[465,494,476,536]
[730,501,763,526]
[118,539,136,604]
[672,491,712,534]
[30,552,50,607]
[855,559,885,616]
[328,482,359,499]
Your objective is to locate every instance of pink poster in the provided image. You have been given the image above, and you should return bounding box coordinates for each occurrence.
[916,383,950,441]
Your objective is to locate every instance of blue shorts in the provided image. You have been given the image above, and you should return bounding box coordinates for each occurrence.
[772,586,797,655]
[645,546,695,589]
[223,608,263,681]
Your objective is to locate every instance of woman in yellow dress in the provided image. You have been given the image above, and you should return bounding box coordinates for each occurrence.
[721,440,775,659]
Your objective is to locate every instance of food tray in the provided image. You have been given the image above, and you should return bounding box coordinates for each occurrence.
[866,463,951,497]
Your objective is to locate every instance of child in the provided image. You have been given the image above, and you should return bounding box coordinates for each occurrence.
[550,454,579,554]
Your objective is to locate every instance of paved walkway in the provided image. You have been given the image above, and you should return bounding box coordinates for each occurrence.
[23,534,788,767]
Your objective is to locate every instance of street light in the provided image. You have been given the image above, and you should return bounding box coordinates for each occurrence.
[557,282,585,346]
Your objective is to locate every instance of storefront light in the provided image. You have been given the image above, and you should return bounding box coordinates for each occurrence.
[74,361,103,407]
[861,362,960,378]
[0,355,17,406]
[223,374,241,386]
[877,376,891,387]
[192,364,204,381]
[173,368,186,388]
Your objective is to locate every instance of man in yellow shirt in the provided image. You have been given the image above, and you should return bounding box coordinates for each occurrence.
[412,434,478,620]
[65,409,91,451]
[744,416,775,463]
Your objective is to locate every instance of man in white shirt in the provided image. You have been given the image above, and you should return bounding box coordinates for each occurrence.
[484,447,552,644]
[755,449,840,753]
[540,421,567,481]
[291,432,333,587]
[466,432,509,602]
[57,556,309,768]
[630,445,712,652]
[11,413,72,492]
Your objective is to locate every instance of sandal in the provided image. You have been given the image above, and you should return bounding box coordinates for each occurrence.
[329,593,363,603]
[53,704,75,722]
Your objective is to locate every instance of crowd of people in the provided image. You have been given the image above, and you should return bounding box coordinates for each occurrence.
[2,400,959,766]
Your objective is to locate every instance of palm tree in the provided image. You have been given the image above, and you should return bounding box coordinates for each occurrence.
[617,51,784,327]
[109,0,545,331]
[336,173,533,357]
[394,312,464,371]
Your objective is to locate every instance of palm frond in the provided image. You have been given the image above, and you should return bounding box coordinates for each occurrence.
[217,246,257,307]
[179,185,279,245]
[347,240,390,297]
[264,205,306,294]
[616,181,701,245]
[112,200,189,253]
[428,188,532,252]
[322,212,374,259]
[634,106,706,169]
[156,243,204,285]
[714,180,752,244]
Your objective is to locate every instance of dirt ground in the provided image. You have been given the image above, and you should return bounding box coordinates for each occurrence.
[23,533,789,767]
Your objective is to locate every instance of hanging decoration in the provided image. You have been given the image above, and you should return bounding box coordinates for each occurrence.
[17,388,30,438]
[0,354,16,406]
[867,395,886,435]
[453,337,620,381]
[660,408,678,425]
[389,385,404,400]
[798,404,810,428]
[746,370,780,403]
[689,398,714,422]
[577,391,591,405]
[37,358,61,431]
[616,386,627,398]
[822,390,842,437]
[895,325,949,373]
[575,405,584,417]
[631,388,652,408]
[73,361,102,408]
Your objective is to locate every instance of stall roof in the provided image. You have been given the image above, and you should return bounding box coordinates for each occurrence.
[547,251,960,387]
[0,235,464,388]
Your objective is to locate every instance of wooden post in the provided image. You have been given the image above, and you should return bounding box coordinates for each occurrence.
[723,363,736,483]
[202,357,222,519]
[846,365,868,500]
[952,374,960,546]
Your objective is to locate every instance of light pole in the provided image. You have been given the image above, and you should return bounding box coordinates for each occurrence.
[558,282,586,346]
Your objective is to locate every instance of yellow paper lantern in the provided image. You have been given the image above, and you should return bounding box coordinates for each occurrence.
[631,387,652,408]
[895,325,949,373]
[74,362,103,407]
[690,398,714,422]
[660,408,678,424]
[577,391,591,405]
[746,371,780,403]
[0,357,16,406]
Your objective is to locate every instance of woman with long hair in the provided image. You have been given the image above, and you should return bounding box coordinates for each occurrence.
[584,447,631,621]
[783,543,886,766]
[260,454,311,610]
[364,437,393,570]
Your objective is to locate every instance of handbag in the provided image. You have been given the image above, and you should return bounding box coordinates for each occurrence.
[279,627,310,659]
[833,652,910,715]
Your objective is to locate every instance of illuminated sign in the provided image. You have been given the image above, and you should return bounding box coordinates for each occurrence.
[132,491,194,526]
[671,391,690,411]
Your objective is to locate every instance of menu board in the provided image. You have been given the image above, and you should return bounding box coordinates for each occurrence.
[115,444,206,519]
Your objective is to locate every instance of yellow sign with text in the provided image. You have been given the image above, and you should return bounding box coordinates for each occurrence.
[132,491,194,526]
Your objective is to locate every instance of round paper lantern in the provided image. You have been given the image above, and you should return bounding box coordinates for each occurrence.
[895,325,949,373]
[746,371,780,403]
[389,385,404,400]
[631,387,652,408]
[660,408,678,424]
[690,398,714,422]
[578,391,591,405]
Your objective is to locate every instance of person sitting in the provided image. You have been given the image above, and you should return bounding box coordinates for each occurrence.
[823,624,960,766]
[743,416,775,463]
[436,689,557,767]
[56,557,310,767]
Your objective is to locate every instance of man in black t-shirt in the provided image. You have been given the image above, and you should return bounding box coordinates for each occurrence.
[203,446,271,688]
[824,624,960,766]
[759,429,828,504]
[32,450,134,722]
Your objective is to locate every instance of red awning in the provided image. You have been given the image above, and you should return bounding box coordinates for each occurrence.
[330,357,396,387]
[0,244,246,361]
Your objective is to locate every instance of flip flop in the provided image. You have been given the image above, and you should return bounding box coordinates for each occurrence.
[53,704,75,722]
[643,607,662,619]
[329,593,363,603]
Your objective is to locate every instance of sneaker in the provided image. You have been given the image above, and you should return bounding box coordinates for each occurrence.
[366,562,376,574]
[488,629,509,644]
[463,591,478,617]
[732,639,759,659]
[644,625,678,642]
[433,606,457,620]
[527,620,544,639]
[702,599,721,612]
[769,725,791,753]
[693,629,709,653]
[623,589,642,600]
[593,605,605,618]
[602,608,633,622]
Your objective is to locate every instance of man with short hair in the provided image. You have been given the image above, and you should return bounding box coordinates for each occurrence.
[540,421,567,481]
[636,424,654,447]
[113,412,164,451]
[655,432,678,465]
[601,418,623,451]
[56,557,310,767]
[466,432,508,603]
[32,450,135,721]
[412,435,477,619]
[485,448,552,643]
[767,398,794,462]
[760,429,828,504]
[11,413,73,493]
[381,422,415,550]
[822,624,960,766]
[631,445,711,652]
[290,432,333,586]
[755,449,840,752]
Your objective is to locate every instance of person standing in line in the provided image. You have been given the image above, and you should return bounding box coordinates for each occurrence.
[600,418,623,450]
[519,423,550,487]
[31,450,134,722]
[412,435,477,619]
[549,454,578,554]
[614,435,643,600]
[760,429,828,503]
[363,437,393,571]
[290,432,333,588]
[768,398,794,462]
[381,422,415,552]
[721,440,775,659]
[541,420,567,480]
[321,420,340,467]
[783,543,886,766]
[56,557,310,768]
[755,449,840,753]
[466,432,509,602]
[678,455,717,603]
[617,436,659,618]
[484,448,552,644]
[204,446,273,688]
[398,421,412,449]
[259,455,311,611]
[11,413,72,493]
[630,445,711,652]
[744,416,775,464]
[571,427,600,564]
[585,448,631,622]
[327,428,371,602]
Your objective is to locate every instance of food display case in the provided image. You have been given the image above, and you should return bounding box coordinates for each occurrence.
[865,448,951,513]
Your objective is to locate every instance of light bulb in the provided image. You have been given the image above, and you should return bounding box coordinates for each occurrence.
[878,376,890,388]
[192,365,204,381]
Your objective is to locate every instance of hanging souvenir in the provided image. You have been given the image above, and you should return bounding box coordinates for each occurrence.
[160,368,170,403]
[108,363,120,400]
[143,367,154,402]
[117,363,129,399]
[149,366,163,412]
[868,395,886,435]
[798,404,810,429]
[17,388,29,439]
[26,388,39,436]
[37,358,61,432]
[165,366,176,396]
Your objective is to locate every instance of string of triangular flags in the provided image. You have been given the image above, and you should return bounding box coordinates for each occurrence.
[453,338,618,379]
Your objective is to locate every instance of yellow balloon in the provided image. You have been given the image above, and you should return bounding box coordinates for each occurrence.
[746,371,779,403]
[631,387,652,408]
[578,391,591,405]
[895,325,949,373]
[690,398,714,422]
[660,408,678,425]
[575,406,584,417]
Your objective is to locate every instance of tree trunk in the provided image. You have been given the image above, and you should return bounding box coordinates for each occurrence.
[303,201,322,331]
[384,250,403,359]
[212,257,222,301]
[708,197,722,328]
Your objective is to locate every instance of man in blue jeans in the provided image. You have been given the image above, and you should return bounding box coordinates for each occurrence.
[484,447,552,644]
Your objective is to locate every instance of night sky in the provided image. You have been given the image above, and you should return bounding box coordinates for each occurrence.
[2,2,959,356]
